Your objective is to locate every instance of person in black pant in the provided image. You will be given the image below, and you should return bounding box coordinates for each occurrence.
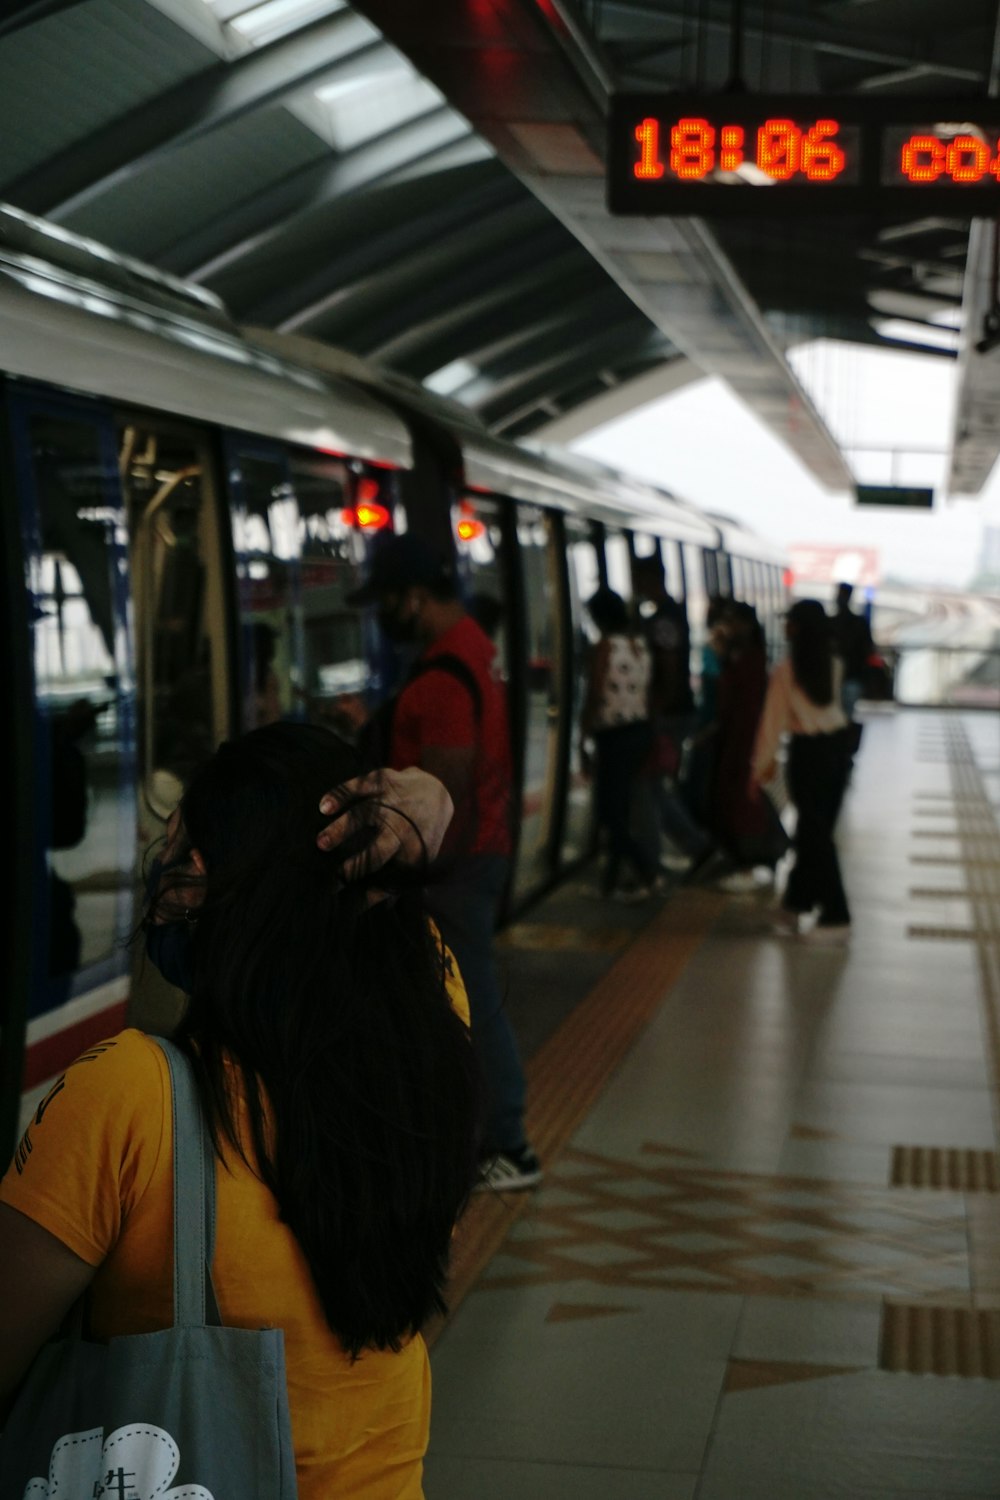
[751,599,851,943]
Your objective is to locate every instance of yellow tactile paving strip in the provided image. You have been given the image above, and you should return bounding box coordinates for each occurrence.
[890,1145,1000,1192]
[427,891,717,1344]
[881,1304,1000,1378]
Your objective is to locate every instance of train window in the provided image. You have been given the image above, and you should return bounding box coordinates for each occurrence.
[290,453,372,720]
[603,529,632,600]
[682,542,709,649]
[715,551,733,597]
[512,505,562,900]
[18,409,136,1002]
[227,445,303,731]
[451,497,509,679]
[119,422,227,816]
[662,539,684,603]
[562,518,600,867]
[632,531,659,560]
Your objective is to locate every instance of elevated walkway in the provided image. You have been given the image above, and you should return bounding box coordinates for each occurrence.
[428,709,1000,1499]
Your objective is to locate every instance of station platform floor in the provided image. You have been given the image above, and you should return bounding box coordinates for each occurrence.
[425,709,1000,1500]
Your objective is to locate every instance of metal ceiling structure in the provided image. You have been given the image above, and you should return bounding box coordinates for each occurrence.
[0,0,998,492]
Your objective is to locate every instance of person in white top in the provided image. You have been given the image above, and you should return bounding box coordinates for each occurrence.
[751,599,852,942]
[581,588,660,902]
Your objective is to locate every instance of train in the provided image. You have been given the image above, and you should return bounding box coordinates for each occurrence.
[0,201,788,1161]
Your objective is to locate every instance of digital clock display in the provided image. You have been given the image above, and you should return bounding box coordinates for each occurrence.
[609,95,1000,214]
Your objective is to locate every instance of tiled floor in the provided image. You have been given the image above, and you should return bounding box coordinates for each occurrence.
[426,711,1000,1499]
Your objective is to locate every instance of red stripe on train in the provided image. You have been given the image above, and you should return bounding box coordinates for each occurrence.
[24,1001,129,1090]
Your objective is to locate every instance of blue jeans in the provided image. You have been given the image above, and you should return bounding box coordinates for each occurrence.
[425,855,527,1156]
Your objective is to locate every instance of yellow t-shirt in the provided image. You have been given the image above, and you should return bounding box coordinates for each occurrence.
[0,942,470,1500]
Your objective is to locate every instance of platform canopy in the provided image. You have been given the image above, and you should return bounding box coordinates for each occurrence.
[1,0,998,491]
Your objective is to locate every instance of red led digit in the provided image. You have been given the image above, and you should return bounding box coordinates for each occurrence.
[946,134,989,182]
[801,119,846,181]
[720,125,744,171]
[634,117,665,180]
[901,134,946,182]
[670,117,715,179]
[757,119,801,181]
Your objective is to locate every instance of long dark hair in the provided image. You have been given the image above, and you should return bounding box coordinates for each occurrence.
[787,598,834,706]
[148,722,482,1358]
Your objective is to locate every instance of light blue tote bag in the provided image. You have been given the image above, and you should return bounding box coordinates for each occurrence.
[0,1037,298,1499]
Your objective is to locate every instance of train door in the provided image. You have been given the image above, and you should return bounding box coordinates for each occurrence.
[560,516,601,869]
[510,504,565,906]
[116,415,233,1035]
[4,391,137,1144]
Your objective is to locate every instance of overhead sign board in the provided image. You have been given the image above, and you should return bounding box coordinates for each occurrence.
[608,95,1000,215]
[855,485,934,508]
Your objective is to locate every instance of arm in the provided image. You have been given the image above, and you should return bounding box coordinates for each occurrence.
[318,766,455,875]
[0,1204,95,1418]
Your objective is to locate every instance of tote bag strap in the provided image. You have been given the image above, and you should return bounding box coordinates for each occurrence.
[154,1036,222,1330]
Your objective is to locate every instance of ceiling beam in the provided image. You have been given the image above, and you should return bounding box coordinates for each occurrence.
[6,9,384,218]
[0,0,88,40]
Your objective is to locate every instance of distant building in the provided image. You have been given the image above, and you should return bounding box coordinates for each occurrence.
[788,544,881,593]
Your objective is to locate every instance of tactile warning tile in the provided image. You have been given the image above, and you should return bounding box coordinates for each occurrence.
[891,1146,1000,1192]
[495,922,630,953]
[473,1144,973,1304]
[880,1303,1000,1378]
[906,924,979,941]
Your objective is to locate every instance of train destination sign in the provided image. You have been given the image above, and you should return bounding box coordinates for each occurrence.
[608,95,1000,214]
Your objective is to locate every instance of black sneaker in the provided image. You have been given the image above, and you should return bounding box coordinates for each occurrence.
[474,1145,543,1193]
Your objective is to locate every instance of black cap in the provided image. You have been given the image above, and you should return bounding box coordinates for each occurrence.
[345,532,452,607]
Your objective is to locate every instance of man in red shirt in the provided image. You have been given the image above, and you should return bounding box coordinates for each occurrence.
[347,533,540,1191]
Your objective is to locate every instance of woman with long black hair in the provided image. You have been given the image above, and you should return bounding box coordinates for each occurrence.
[0,723,482,1497]
[751,598,852,942]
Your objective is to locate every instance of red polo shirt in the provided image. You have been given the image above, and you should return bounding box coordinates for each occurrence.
[390,616,513,857]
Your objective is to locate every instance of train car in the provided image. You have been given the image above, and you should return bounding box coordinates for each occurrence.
[0,203,787,1161]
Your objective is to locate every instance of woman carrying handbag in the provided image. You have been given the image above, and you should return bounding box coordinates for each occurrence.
[0,725,482,1499]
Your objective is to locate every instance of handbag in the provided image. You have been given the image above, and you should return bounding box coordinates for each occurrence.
[0,1037,298,1500]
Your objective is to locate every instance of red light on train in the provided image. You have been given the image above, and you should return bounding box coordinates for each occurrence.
[355,502,391,530]
[340,501,391,530]
[783,568,794,589]
[456,517,485,542]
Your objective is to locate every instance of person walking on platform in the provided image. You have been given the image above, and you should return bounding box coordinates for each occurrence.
[0,723,482,1499]
[581,586,661,903]
[346,532,541,1194]
[752,598,852,943]
[633,555,715,878]
[831,581,874,748]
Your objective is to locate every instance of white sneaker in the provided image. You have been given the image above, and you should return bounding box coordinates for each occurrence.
[715,870,758,894]
[474,1146,543,1193]
[802,922,851,945]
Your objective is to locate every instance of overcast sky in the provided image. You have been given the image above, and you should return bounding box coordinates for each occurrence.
[572,340,1000,590]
